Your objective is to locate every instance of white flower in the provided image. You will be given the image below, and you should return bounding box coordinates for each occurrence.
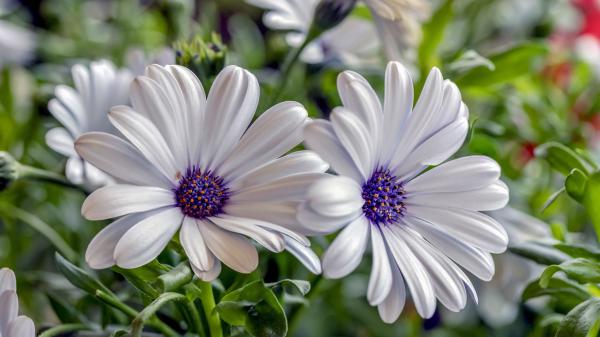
[299,61,509,322]
[0,268,35,337]
[478,207,553,326]
[75,64,326,279]
[0,20,35,68]
[46,60,133,188]
[126,47,176,76]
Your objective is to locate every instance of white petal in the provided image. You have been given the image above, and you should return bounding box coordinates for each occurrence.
[408,205,508,253]
[330,107,375,179]
[46,127,75,157]
[406,156,501,194]
[202,66,260,169]
[229,150,329,190]
[130,75,187,169]
[405,216,495,281]
[108,106,179,180]
[65,157,84,185]
[322,216,370,279]
[383,225,436,318]
[82,184,174,220]
[406,181,509,211]
[5,316,35,337]
[210,215,285,252]
[337,70,382,142]
[47,98,81,137]
[231,173,324,203]
[180,218,215,271]
[428,80,463,134]
[75,132,173,188]
[296,201,361,235]
[225,201,299,228]
[377,264,406,324]
[306,176,364,218]
[0,291,18,332]
[114,207,183,268]
[200,220,259,273]
[218,101,307,180]
[85,212,152,269]
[303,120,363,182]
[368,226,393,305]
[191,260,221,282]
[381,62,413,166]
[0,268,16,292]
[284,236,322,274]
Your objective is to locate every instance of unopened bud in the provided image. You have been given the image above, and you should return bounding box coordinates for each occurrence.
[313,0,358,32]
[174,33,227,86]
[0,152,20,190]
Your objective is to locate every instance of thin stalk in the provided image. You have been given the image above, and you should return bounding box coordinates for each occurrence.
[131,293,186,337]
[18,164,80,190]
[38,323,91,337]
[197,281,222,337]
[184,297,205,337]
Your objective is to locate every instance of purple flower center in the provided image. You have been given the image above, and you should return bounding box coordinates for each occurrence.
[361,168,406,226]
[174,166,229,219]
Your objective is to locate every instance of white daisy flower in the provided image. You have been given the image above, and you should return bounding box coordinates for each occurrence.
[75,64,325,279]
[46,60,133,188]
[0,268,35,337]
[0,20,35,68]
[299,61,509,322]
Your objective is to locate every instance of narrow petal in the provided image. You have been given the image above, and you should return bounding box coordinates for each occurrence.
[202,66,260,169]
[210,215,285,252]
[226,201,299,228]
[200,220,259,273]
[377,265,406,324]
[322,216,370,279]
[86,212,153,269]
[47,98,80,137]
[114,207,183,268]
[296,201,361,235]
[6,316,35,337]
[337,70,382,142]
[231,173,324,203]
[82,184,174,220]
[0,268,16,292]
[0,291,18,332]
[303,120,363,182]
[330,107,375,179]
[406,181,509,211]
[180,218,215,271]
[46,127,75,157]
[306,176,364,218]
[229,150,329,190]
[284,236,322,274]
[368,226,393,305]
[108,106,180,180]
[75,132,173,188]
[218,101,307,180]
[191,261,221,281]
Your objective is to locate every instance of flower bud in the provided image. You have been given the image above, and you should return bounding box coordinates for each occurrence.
[174,33,227,86]
[312,0,358,32]
[0,152,20,190]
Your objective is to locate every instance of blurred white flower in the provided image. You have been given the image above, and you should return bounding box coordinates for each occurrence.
[575,34,600,76]
[76,64,325,279]
[46,60,133,188]
[0,268,35,337]
[126,47,176,76]
[0,20,35,68]
[479,207,553,326]
[300,61,509,322]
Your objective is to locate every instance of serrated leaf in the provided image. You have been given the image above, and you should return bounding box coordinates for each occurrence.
[540,258,600,287]
[556,298,600,337]
[535,142,591,176]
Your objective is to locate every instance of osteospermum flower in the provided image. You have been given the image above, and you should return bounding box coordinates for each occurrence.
[0,268,35,337]
[46,60,132,187]
[0,19,35,68]
[76,64,325,279]
[299,61,509,322]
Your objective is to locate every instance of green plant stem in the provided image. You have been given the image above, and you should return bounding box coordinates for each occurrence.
[38,323,91,337]
[0,203,77,261]
[197,281,223,337]
[18,164,80,190]
[185,297,206,337]
[131,292,186,337]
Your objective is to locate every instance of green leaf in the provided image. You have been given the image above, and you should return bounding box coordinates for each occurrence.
[217,280,288,337]
[583,171,600,242]
[46,292,84,324]
[265,279,311,296]
[554,243,600,260]
[535,142,591,176]
[523,277,590,309]
[418,0,454,72]
[455,42,548,87]
[55,253,112,296]
[540,258,600,287]
[566,169,588,202]
[509,242,568,265]
[447,50,495,75]
[542,187,566,212]
[556,298,600,337]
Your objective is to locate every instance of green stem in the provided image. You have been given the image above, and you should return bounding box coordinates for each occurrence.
[131,292,186,337]
[0,203,77,261]
[197,281,222,337]
[184,297,206,337]
[38,323,91,337]
[18,164,80,190]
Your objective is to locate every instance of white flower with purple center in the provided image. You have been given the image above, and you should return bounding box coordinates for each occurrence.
[46,60,132,188]
[299,61,510,322]
[0,268,35,337]
[76,64,325,280]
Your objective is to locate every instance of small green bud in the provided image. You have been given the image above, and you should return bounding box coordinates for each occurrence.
[312,0,358,33]
[174,33,227,86]
[0,152,20,190]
